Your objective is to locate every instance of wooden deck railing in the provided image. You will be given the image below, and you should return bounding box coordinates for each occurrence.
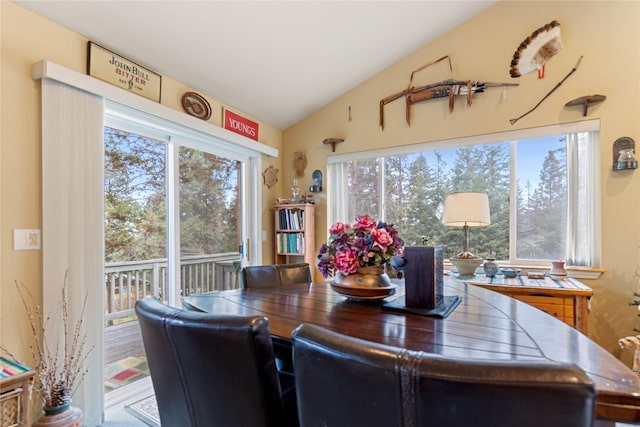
[105,254,240,323]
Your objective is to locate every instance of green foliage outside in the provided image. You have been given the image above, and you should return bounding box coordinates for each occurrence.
[105,126,568,264]
[104,127,241,263]
[343,142,567,261]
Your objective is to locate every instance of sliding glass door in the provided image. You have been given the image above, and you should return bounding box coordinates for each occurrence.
[103,111,248,402]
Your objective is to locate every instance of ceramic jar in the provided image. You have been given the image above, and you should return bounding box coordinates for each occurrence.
[33,403,83,427]
[550,260,567,279]
[483,258,499,278]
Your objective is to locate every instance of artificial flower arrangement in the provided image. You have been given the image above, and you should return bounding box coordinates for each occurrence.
[317,215,404,278]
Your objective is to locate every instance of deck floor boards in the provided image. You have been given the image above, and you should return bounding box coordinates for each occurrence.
[105,320,145,366]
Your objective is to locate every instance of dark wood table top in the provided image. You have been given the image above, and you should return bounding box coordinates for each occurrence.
[182,277,640,423]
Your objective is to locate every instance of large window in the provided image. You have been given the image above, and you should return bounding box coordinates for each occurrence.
[328,121,600,267]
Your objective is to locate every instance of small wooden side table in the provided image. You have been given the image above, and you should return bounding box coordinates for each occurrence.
[0,358,34,427]
[462,275,593,334]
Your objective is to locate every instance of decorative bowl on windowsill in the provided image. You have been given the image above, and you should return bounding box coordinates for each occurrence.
[501,268,521,278]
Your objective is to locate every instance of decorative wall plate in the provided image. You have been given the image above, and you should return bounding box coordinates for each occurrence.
[262,165,279,188]
[181,91,212,120]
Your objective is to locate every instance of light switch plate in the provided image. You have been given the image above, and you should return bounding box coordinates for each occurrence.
[14,229,41,250]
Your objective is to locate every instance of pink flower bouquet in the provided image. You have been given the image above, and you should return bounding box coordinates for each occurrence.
[317,215,404,278]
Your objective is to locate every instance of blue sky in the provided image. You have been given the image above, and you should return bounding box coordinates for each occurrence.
[517,136,564,190]
[414,135,564,193]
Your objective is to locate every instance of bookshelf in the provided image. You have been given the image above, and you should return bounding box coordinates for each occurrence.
[274,203,315,268]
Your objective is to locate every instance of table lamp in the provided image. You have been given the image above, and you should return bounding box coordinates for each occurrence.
[441,192,491,276]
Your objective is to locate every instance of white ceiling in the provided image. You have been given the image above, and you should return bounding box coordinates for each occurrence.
[16,0,496,130]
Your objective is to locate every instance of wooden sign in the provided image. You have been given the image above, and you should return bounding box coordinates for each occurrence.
[223,108,259,141]
[87,42,162,102]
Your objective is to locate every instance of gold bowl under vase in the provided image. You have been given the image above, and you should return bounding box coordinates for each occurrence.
[330,268,396,301]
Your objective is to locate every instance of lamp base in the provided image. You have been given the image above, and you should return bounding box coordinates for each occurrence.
[455,251,478,259]
[450,256,483,277]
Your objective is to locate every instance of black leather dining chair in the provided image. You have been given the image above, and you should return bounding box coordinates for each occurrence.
[239,262,312,372]
[239,262,312,289]
[277,262,313,286]
[291,323,596,427]
[136,296,298,427]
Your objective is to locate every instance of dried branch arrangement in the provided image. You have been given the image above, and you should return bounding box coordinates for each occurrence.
[2,272,93,408]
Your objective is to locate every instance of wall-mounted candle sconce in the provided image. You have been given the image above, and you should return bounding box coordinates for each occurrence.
[323,138,344,152]
[309,170,322,192]
[613,137,637,171]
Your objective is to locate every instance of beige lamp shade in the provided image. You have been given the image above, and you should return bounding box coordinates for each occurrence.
[442,192,491,275]
[441,192,491,227]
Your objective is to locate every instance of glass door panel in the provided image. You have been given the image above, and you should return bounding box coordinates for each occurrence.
[179,147,243,295]
[103,126,166,395]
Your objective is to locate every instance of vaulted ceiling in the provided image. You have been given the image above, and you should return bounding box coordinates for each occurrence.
[16,1,496,129]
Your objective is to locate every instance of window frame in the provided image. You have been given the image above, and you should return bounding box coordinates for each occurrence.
[327,120,601,268]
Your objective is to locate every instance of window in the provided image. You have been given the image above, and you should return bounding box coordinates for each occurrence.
[328,120,600,267]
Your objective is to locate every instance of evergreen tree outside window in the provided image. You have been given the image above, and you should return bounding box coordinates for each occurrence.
[179,148,241,256]
[104,128,245,276]
[104,127,167,263]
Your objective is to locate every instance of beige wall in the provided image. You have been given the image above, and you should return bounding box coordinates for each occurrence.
[0,1,284,366]
[283,0,640,356]
[2,0,640,368]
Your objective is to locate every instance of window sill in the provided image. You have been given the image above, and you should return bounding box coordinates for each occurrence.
[443,263,604,280]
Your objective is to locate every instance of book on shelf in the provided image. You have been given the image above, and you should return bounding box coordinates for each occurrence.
[277,232,305,254]
[278,208,304,230]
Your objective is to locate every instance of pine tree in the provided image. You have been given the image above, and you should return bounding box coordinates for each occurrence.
[104,127,166,262]
[517,147,566,259]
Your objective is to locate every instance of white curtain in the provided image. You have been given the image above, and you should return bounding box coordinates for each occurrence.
[41,78,105,426]
[327,162,348,225]
[566,130,601,266]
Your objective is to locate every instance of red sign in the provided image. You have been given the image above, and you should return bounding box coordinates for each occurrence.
[223,109,259,141]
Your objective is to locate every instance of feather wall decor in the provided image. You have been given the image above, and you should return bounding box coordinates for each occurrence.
[510,20,563,78]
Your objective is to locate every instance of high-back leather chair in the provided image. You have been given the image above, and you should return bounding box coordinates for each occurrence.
[277,262,313,286]
[239,262,312,289]
[136,296,298,427]
[239,263,312,372]
[292,323,596,427]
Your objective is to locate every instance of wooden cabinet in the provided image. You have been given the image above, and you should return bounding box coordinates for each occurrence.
[274,203,315,268]
[0,358,34,427]
[463,276,592,334]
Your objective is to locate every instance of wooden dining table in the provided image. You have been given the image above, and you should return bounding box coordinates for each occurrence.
[182,276,640,424]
